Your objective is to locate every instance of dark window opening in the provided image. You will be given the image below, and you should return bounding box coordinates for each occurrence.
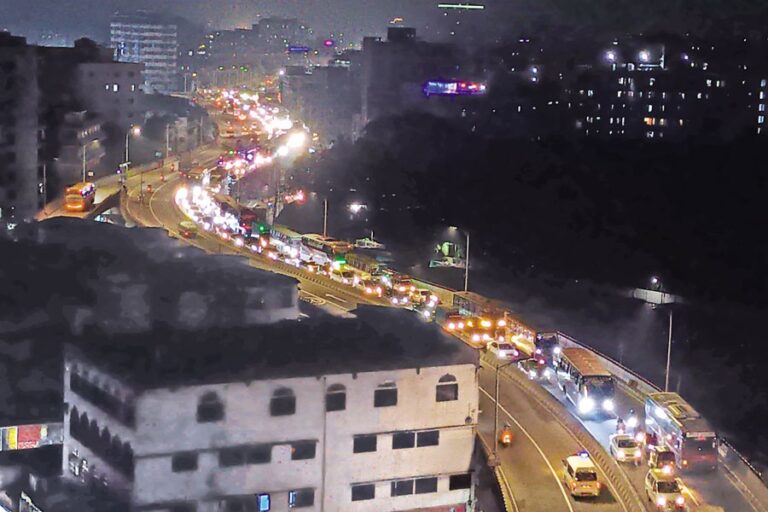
[219,447,245,467]
[288,488,314,508]
[270,388,296,416]
[417,430,440,447]
[247,444,271,464]
[392,431,415,449]
[449,473,472,490]
[374,383,397,407]
[436,374,459,402]
[351,484,375,501]
[197,392,225,423]
[353,435,377,453]
[291,441,316,460]
[326,384,346,412]
[172,452,198,472]
[391,479,414,496]
[415,477,438,494]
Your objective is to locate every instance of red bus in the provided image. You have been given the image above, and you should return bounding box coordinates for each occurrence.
[64,182,96,212]
[645,392,718,472]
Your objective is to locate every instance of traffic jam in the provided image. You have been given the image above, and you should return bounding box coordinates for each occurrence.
[179,86,725,511]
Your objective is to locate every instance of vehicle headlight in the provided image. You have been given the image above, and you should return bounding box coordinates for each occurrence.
[529,370,538,379]
[675,496,684,506]
[634,449,642,458]
[656,496,666,507]
[391,298,398,305]
[603,399,614,412]
[543,368,552,378]
[553,346,562,355]
[578,397,595,414]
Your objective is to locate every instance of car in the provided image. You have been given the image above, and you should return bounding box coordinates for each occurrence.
[644,469,686,510]
[330,269,356,285]
[487,341,520,359]
[609,434,643,464]
[357,279,383,297]
[648,446,676,473]
[516,357,552,381]
[411,289,438,306]
[562,451,601,498]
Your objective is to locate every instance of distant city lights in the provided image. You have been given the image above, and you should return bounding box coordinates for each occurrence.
[437,3,486,10]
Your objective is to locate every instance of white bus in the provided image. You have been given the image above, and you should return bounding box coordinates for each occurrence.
[555,347,615,417]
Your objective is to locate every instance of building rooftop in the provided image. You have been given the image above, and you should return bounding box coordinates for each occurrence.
[68,306,478,390]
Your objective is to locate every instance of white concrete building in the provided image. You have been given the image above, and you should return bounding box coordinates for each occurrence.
[110,11,178,94]
[63,307,478,512]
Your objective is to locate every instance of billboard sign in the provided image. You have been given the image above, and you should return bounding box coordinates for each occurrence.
[423,80,487,97]
[1,423,60,451]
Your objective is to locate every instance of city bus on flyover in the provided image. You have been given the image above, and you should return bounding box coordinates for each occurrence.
[644,392,718,472]
[555,347,616,417]
[64,182,96,212]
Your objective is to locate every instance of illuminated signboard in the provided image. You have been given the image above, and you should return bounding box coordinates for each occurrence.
[1,423,61,451]
[423,80,487,97]
[287,46,310,53]
[323,39,335,48]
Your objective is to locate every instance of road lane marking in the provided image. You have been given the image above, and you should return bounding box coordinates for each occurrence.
[479,386,576,512]
[324,294,348,304]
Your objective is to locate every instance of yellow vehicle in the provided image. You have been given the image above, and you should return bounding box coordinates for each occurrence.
[178,220,198,239]
[562,452,601,498]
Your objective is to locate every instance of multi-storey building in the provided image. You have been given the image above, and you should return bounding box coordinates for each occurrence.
[111,11,178,94]
[62,307,478,512]
[77,62,146,129]
[0,33,41,224]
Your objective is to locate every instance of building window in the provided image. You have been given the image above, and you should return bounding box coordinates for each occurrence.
[449,473,472,490]
[104,84,110,91]
[326,384,346,412]
[374,381,397,407]
[171,452,198,472]
[247,444,272,464]
[353,435,377,453]
[291,441,316,460]
[288,489,314,508]
[391,480,414,496]
[415,477,438,494]
[760,104,765,112]
[351,484,375,501]
[112,84,119,92]
[131,84,137,92]
[197,392,224,422]
[436,374,458,402]
[392,431,415,449]
[219,447,245,467]
[760,116,765,124]
[270,387,296,416]
[417,430,440,447]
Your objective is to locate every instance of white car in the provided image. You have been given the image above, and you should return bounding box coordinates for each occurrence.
[609,434,642,464]
[487,341,519,359]
[644,469,686,510]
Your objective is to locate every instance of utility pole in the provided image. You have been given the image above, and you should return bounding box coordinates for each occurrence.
[464,232,470,292]
[165,124,171,158]
[665,310,673,392]
[81,143,87,183]
[323,198,328,237]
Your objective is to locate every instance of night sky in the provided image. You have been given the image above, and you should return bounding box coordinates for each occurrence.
[1,0,444,42]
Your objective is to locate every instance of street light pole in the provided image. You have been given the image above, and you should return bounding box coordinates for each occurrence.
[323,198,328,237]
[464,232,470,292]
[665,309,673,392]
[166,124,171,158]
[493,360,514,462]
[81,143,87,183]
